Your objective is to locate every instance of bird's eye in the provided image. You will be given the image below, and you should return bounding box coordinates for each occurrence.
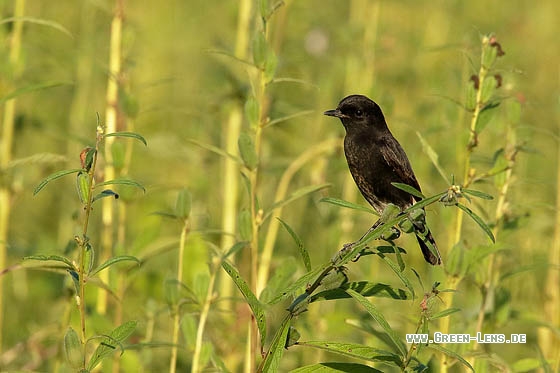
[355,110,363,117]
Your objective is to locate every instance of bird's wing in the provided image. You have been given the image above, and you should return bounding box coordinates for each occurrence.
[379,136,422,195]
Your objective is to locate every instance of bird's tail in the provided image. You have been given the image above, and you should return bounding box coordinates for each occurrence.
[415,229,442,265]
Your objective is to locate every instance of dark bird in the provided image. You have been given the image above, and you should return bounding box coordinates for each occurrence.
[324,94,441,265]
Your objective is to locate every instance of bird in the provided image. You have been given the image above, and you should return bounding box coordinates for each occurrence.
[324,94,441,265]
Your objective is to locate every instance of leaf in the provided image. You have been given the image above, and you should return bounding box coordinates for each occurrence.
[456,203,495,242]
[319,197,377,215]
[416,132,451,185]
[0,81,73,104]
[175,188,192,219]
[253,33,267,68]
[7,153,66,170]
[268,266,325,305]
[0,17,73,37]
[297,341,401,366]
[291,362,383,373]
[90,255,140,276]
[104,131,147,146]
[310,281,410,302]
[94,178,146,193]
[427,343,474,372]
[76,171,91,205]
[186,138,243,163]
[264,184,331,221]
[406,192,447,211]
[222,261,266,346]
[476,101,500,132]
[92,190,119,203]
[375,251,415,300]
[223,241,248,259]
[23,254,76,270]
[278,218,311,271]
[87,321,137,371]
[33,168,83,195]
[238,209,253,241]
[245,95,259,128]
[64,327,83,369]
[346,289,407,357]
[238,132,258,170]
[391,182,424,199]
[257,315,291,373]
[264,110,314,128]
[512,358,544,373]
[462,189,493,200]
[430,307,461,320]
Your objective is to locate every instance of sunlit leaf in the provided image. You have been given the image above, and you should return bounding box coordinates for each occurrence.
[462,189,493,200]
[257,315,291,373]
[64,327,82,369]
[291,362,383,372]
[319,197,377,215]
[430,307,461,320]
[297,341,401,366]
[265,184,331,221]
[456,203,495,242]
[310,281,410,302]
[87,321,137,371]
[24,254,76,270]
[94,178,145,193]
[428,343,474,372]
[391,183,424,199]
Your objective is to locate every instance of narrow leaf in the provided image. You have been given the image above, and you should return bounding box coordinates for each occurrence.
[33,168,83,195]
[416,131,451,185]
[376,252,415,300]
[238,132,258,170]
[456,203,495,242]
[104,131,147,146]
[222,261,266,346]
[223,241,248,259]
[264,110,314,128]
[462,188,494,200]
[311,281,410,302]
[430,307,461,320]
[23,254,76,270]
[297,341,401,365]
[427,343,474,372]
[291,362,383,373]
[0,17,73,37]
[95,178,146,193]
[277,218,311,271]
[186,138,243,163]
[391,182,424,199]
[346,289,407,357]
[320,197,378,215]
[92,190,119,203]
[175,188,192,219]
[268,266,325,305]
[257,315,291,373]
[264,184,331,221]
[0,81,73,104]
[90,255,140,276]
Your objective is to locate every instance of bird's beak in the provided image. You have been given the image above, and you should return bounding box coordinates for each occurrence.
[324,109,345,118]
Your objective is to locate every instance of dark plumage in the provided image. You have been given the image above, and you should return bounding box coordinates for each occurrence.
[325,94,441,265]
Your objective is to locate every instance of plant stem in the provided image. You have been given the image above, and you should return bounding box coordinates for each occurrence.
[169,219,189,373]
[0,0,25,352]
[98,0,124,315]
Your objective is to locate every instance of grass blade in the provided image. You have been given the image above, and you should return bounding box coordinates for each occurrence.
[277,218,311,271]
[456,203,495,242]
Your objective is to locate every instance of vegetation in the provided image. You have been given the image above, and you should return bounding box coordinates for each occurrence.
[0,0,558,372]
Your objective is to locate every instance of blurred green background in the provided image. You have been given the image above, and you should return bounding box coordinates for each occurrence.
[0,0,558,371]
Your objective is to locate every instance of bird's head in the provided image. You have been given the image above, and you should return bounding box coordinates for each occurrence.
[324,94,387,132]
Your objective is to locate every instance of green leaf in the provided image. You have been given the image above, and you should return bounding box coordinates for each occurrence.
[512,358,545,373]
[104,131,147,146]
[264,48,278,83]
[84,243,95,275]
[391,182,424,199]
[33,168,83,195]
[23,254,76,270]
[310,281,410,302]
[430,307,461,320]
[175,188,192,219]
[64,327,83,369]
[245,95,259,128]
[406,192,446,211]
[416,132,451,185]
[277,218,311,271]
[253,33,267,68]
[375,253,415,300]
[258,0,269,19]
[223,241,248,259]
[265,184,331,221]
[268,266,325,305]
[346,289,407,357]
[297,341,401,366]
[319,197,377,215]
[465,79,477,111]
[257,315,291,373]
[87,321,137,371]
[0,16,73,37]
[76,171,91,205]
[462,189,493,200]
[238,209,252,241]
[92,190,119,203]
[456,203,495,243]
[112,141,125,170]
[95,178,145,193]
[186,138,243,163]
[476,101,500,132]
[222,261,266,346]
[264,110,314,128]
[427,343,474,372]
[90,255,140,276]
[291,362,383,373]
[0,80,73,104]
[238,132,258,170]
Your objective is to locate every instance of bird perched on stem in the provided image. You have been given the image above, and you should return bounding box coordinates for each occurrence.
[324,94,441,265]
